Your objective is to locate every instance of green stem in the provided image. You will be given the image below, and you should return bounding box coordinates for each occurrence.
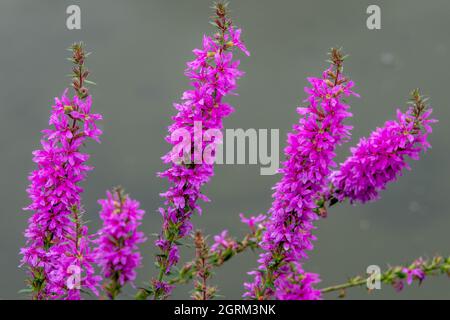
[321,255,450,297]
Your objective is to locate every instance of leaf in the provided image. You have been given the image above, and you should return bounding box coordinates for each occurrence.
[18,288,33,294]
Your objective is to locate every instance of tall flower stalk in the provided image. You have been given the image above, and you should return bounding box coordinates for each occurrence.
[20,43,101,299]
[331,89,436,204]
[95,188,146,299]
[244,49,358,300]
[142,2,249,300]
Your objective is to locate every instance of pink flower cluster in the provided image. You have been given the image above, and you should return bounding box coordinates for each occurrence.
[95,190,146,296]
[154,22,249,296]
[274,263,321,300]
[21,91,102,299]
[244,66,358,300]
[46,216,99,300]
[332,107,436,204]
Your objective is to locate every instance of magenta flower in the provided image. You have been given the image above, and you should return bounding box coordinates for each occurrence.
[391,258,427,292]
[392,279,405,292]
[226,27,250,57]
[274,263,321,300]
[210,230,237,253]
[167,246,180,271]
[331,93,436,204]
[152,4,249,299]
[152,280,174,298]
[400,257,426,287]
[402,267,426,285]
[21,91,102,299]
[244,49,358,300]
[95,189,146,299]
[46,217,100,300]
[239,213,266,232]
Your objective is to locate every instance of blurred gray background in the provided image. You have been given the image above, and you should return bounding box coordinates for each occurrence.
[0,0,448,299]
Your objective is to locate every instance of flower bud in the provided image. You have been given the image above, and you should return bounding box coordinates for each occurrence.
[63,105,74,114]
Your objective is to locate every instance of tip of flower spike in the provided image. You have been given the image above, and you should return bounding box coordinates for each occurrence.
[327,47,348,66]
[112,185,125,196]
[212,2,230,17]
[408,88,430,118]
[325,47,349,86]
[68,42,93,99]
[67,42,91,65]
[211,2,232,33]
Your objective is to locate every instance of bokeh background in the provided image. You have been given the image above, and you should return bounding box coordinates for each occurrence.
[0,0,448,299]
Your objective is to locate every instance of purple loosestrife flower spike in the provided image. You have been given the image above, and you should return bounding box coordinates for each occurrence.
[148,2,249,300]
[20,43,102,300]
[244,48,358,300]
[331,89,436,204]
[95,188,146,299]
